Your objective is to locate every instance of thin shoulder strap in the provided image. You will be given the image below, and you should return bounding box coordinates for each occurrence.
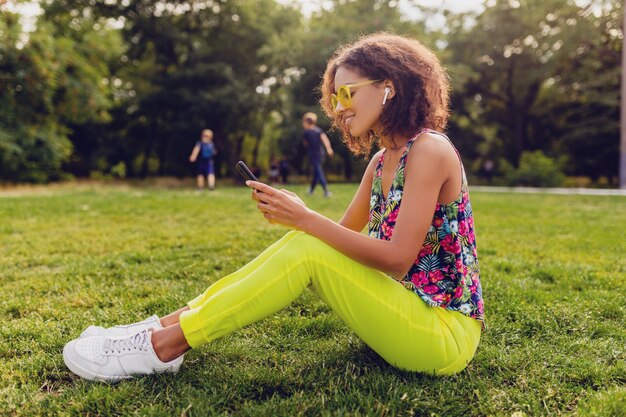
[426,130,462,161]
[404,128,430,154]
[412,129,467,186]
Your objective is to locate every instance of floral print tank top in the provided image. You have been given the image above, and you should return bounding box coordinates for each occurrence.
[368,129,485,327]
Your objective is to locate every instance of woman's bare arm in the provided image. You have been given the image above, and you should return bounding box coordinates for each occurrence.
[249,134,458,278]
[337,150,382,232]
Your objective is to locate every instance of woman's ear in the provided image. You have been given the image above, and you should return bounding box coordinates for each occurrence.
[383,81,396,100]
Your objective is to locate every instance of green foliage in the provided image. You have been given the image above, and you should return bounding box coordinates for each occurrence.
[0,184,624,415]
[0,9,121,182]
[1,0,622,183]
[533,0,621,180]
[502,150,565,187]
[445,0,621,181]
[56,0,306,177]
[281,0,431,180]
[110,161,127,179]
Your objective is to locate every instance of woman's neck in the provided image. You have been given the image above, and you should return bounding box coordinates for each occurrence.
[381,135,409,151]
[370,128,410,150]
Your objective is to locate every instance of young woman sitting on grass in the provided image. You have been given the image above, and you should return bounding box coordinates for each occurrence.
[63,33,485,382]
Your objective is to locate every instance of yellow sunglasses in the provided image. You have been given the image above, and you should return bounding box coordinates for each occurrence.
[330,79,382,113]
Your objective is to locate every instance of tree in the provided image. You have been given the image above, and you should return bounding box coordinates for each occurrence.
[622,0,626,188]
[0,8,119,182]
[44,0,303,178]
[282,0,432,180]
[445,0,621,181]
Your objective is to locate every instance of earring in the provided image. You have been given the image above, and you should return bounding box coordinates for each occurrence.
[382,87,391,105]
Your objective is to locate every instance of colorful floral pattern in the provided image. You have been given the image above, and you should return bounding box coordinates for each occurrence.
[368,129,485,328]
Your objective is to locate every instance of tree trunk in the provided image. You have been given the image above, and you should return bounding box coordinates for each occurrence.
[157,135,169,176]
[506,59,541,164]
[619,1,626,189]
[251,136,262,169]
[506,62,523,163]
[234,134,245,162]
[140,131,153,178]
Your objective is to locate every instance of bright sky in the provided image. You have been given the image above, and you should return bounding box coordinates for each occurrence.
[4,0,486,32]
[277,0,486,30]
[413,0,485,13]
[283,0,485,16]
[399,0,486,30]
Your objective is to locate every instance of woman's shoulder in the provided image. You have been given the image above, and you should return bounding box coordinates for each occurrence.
[359,149,385,179]
[410,132,458,162]
[369,149,385,167]
[405,132,460,182]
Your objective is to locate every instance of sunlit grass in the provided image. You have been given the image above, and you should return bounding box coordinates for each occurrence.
[1,184,624,416]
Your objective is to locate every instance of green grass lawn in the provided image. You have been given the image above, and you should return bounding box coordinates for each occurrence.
[1,184,624,416]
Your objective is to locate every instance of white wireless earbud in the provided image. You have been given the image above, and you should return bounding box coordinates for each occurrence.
[382,87,391,105]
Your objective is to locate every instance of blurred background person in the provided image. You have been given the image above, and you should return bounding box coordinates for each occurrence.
[269,156,280,184]
[279,155,290,184]
[302,112,334,197]
[189,129,218,191]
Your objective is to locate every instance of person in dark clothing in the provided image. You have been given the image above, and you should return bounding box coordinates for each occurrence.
[189,129,218,190]
[269,157,280,184]
[278,157,290,184]
[302,112,334,197]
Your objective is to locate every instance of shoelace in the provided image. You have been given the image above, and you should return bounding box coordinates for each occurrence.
[104,330,151,354]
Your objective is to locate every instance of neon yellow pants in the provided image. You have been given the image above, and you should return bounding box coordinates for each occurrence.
[179,231,481,375]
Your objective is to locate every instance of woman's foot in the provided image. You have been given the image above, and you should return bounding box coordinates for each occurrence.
[150,323,191,363]
[63,330,184,383]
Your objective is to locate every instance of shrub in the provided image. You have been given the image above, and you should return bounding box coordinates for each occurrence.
[0,127,72,183]
[110,161,127,179]
[504,150,565,187]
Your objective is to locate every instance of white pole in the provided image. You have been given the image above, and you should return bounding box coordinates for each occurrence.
[620,0,626,188]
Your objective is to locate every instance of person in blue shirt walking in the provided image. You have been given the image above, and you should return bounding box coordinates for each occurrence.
[189,129,218,190]
[302,112,334,197]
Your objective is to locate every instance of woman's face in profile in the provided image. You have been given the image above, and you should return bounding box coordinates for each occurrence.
[333,66,386,138]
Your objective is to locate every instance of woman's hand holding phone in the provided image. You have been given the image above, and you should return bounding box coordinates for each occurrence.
[246,180,310,229]
[236,160,309,228]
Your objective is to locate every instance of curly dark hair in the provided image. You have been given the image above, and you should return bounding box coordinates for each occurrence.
[320,33,450,156]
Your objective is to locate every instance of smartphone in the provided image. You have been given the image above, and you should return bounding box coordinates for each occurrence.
[236,160,258,182]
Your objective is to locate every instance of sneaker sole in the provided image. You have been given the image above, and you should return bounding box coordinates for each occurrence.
[62,342,129,383]
[63,342,183,383]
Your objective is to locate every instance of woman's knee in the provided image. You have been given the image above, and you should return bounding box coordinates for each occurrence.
[284,232,324,253]
[276,232,338,270]
[380,348,470,375]
[283,230,302,238]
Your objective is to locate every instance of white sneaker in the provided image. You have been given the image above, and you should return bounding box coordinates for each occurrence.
[63,330,184,383]
[80,315,162,338]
